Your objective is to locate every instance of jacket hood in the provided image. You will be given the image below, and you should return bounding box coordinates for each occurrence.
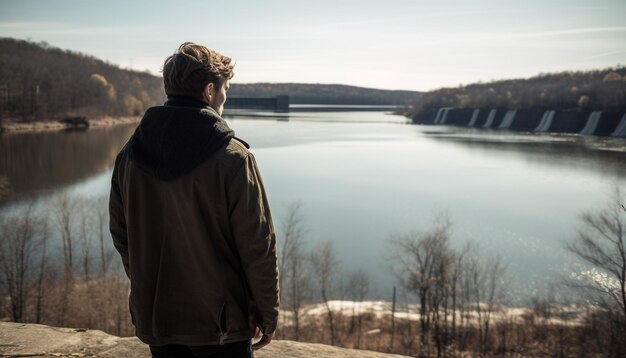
[128,97,235,180]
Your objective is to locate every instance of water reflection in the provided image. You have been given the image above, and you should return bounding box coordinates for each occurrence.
[421,127,626,178]
[223,109,408,124]
[0,124,136,205]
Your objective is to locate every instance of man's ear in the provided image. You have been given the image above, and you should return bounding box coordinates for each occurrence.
[203,83,214,102]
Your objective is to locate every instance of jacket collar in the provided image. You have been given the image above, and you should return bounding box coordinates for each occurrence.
[164,96,211,109]
[127,101,235,180]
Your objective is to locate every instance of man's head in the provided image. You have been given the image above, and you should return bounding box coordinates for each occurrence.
[162,42,234,115]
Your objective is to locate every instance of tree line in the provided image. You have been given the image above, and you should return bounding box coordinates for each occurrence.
[0,38,166,122]
[0,38,422,123]
[228,83,421,105]
[1,191,625,356]
[410,67,626,117]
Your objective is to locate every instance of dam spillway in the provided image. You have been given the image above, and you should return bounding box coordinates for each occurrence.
[534,110,555,132]
[612,113,626,137]
[411,107,626,137]
[580,111,602,135]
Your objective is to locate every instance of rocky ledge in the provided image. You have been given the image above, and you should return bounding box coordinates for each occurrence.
[0,322,408,358]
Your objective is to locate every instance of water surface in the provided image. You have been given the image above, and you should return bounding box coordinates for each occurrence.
[1,111,625,302]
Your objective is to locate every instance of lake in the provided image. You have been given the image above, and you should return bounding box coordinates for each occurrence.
[1,109,625,303]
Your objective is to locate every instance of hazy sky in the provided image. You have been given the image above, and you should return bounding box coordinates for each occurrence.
[1,0,625,91]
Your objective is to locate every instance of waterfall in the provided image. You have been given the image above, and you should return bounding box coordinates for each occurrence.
[498,110,517,129]
[483,109,497,128]
[468,109,479,127]
[534,110,555,132]
[611,113,626,137]
[580,111,602,135]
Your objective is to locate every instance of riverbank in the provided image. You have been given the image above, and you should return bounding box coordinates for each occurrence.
[0,116,140,133]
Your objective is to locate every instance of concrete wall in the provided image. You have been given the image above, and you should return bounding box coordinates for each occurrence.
[411,107,626,137]
[509,109,545,131]
[595,111,624,136]
[473,109,490,127]
[445,108,475,126]
[493,109,509,128]
[549,111,590,133]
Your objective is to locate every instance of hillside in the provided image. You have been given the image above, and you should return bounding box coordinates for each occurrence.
[0,38,166,121]
[0,38,418,124]
[229,83,421,105]
[410,66,626,117]
[0,322,409,358]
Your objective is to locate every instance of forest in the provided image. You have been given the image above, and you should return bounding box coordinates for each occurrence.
[227,83,420,105]
[409,66,626,117]
[0,38,166,122]
[0,38,420,125]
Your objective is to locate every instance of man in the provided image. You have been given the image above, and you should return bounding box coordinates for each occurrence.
[109,42,279,358]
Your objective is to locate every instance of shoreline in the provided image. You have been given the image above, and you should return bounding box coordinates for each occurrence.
[0,116,141,134]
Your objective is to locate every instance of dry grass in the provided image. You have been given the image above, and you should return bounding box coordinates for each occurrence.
[275,300,624,357]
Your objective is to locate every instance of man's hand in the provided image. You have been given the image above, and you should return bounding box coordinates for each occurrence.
[252,327,274,350]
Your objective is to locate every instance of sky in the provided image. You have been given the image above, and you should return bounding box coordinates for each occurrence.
[1,0,625,91]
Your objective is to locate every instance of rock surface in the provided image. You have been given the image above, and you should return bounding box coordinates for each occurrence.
[0,322,409,358]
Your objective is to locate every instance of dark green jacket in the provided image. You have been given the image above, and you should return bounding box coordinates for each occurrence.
[109,98,279,346]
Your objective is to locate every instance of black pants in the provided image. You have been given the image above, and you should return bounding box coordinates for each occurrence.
[150,340,252,358]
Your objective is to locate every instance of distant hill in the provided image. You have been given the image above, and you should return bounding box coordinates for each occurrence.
[411,67,626,116]
[229,83,421,105]
[0,38,165,121]
[0,38,420,122]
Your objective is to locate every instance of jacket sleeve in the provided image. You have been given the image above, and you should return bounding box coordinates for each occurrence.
[109,154,130,278]
[227,153,279,334]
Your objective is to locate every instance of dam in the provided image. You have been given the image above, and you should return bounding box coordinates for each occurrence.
[412,108,626,137]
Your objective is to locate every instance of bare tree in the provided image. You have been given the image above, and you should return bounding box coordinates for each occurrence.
[465,253,506,355]
[78,199,93,281]
[449,243,471,343]
[347,269,369,348]
[51,193,80,325]
[0,206,44,322]
[278,201,309,340]
[35,218,49,323]
[310,241,339,345]
[52,193,76,281]
[568,188,626,326]
[92,196,114,277]
[386,215,506,357]
[387,216,453,356]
